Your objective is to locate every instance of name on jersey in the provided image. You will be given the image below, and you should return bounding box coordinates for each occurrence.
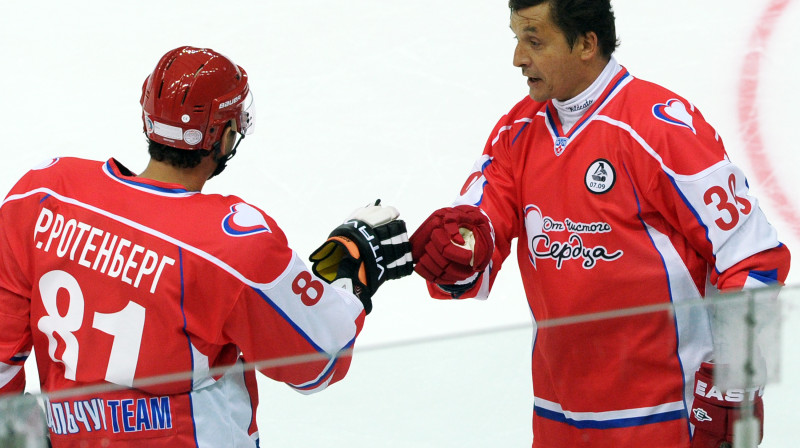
[524,205,623,269]
[33,207,176,294]
[45,396,172,436]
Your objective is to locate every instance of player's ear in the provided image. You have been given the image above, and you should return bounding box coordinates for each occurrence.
[576,31,600,61]
[220,123,238,156]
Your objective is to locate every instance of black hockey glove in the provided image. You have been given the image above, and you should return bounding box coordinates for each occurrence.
[310,200,413,314]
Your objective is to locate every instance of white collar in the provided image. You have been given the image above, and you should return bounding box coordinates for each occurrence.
[552,57,622,133]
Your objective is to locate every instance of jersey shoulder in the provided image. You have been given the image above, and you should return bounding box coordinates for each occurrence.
[183,192,293,278]
[482,95,546,152]
[6,157,102,196]
[504,95,547,124]
[6,156,294,285]
[208,194,286,244]
[608,76,727,173]
[612,77,714,139]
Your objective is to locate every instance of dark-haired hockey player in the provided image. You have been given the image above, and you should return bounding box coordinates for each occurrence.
[410,1,790,447]
[0,46,412,447]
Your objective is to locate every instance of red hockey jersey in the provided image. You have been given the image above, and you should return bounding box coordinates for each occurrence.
[0,158,366,447]
[430,67,790,447]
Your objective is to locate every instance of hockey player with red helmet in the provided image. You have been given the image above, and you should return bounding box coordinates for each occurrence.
[0,46,413,447]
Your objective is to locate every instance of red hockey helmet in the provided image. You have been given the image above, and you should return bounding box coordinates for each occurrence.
[140,46,255,150]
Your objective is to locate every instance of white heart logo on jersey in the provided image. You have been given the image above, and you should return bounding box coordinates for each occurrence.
[458,154,493,206]
[222,203,272,237]
[653,99,696,134]
[524,204,545,268]
[32,158,60,170]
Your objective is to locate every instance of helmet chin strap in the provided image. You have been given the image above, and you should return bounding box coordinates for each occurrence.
[208,133,244,179]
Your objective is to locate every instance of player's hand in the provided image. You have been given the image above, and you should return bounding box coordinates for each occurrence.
[309,200,413,314]
[689,362,764,448]
[409,205,493,284]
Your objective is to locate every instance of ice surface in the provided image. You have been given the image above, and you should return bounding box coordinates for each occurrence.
[2,0,798,446]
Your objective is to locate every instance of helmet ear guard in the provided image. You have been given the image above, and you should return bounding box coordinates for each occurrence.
[140,46,255,151]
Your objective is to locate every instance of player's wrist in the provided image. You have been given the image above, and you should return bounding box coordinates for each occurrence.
[437,273,481,299]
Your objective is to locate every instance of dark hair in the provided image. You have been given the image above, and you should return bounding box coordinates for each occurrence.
[146,121,233,169]
[147,139,214,169]
[508,0,619,58]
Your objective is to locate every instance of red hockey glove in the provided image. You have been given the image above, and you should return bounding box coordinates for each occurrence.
[690,362,764,448]
[409,205,493,284]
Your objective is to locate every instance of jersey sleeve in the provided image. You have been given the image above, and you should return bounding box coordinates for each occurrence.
[0,287,29,396]
[425,109,525,300]
[221,242,366,395]
[0,187,33,396]
[630,97,790,292]
[0,283,33,395]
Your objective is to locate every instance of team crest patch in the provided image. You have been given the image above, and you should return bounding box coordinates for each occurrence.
[585,159,616,194]
[554,136,569,156]
[652,99,696,134]
[222,203,272,237]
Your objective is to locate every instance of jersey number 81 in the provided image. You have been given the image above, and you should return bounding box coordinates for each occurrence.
[37,270,145,387]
